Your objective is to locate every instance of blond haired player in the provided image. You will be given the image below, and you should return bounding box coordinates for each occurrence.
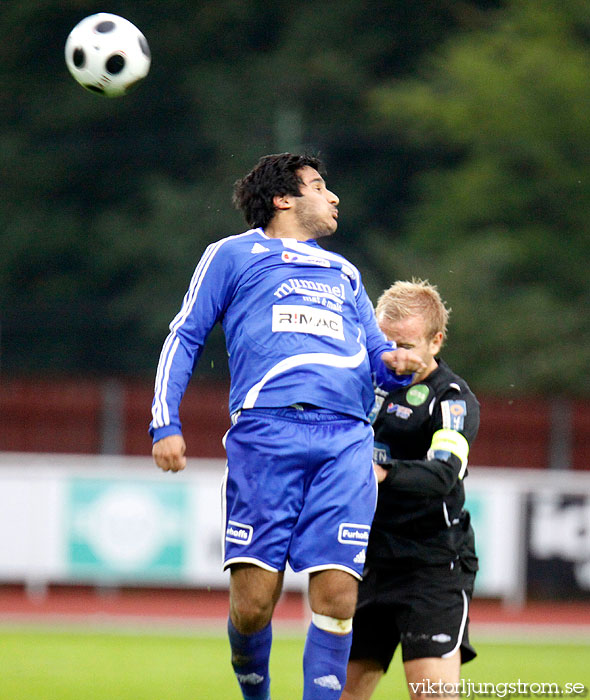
[343,280,480,700]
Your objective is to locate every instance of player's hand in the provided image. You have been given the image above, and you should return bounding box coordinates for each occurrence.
[373,462,390,483]
[381,348,426,375]
[152,434,187,472]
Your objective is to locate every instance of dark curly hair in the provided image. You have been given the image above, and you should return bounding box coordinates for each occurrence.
[232,153,325,229]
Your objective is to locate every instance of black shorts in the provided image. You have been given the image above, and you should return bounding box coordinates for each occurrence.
[349,562,476,672]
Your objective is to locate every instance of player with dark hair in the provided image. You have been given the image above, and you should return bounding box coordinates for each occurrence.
[342,280,480,700]
[232,153,325,229]
[149,153,426,699]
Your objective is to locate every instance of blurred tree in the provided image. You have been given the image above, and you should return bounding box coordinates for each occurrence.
[1,0,500,378]
[367,0,590,396]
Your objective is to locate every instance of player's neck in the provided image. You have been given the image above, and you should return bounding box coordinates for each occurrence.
[264,222,312,241]
[264,214,326,242]
[410,357,439,385]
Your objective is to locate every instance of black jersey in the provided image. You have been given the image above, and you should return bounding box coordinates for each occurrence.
[367,358,480,569]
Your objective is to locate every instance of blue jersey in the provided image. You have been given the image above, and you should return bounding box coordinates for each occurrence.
[150,228,411,441]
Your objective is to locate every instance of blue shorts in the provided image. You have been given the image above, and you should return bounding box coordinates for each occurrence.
[222,406,377,579]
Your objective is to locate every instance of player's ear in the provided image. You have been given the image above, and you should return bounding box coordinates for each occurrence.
[431,331,444,354]
[273,194,293,211]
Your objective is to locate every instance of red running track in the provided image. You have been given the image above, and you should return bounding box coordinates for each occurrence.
[1,585,590,633]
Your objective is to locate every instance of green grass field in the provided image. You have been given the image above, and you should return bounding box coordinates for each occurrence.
[0,626,588,699]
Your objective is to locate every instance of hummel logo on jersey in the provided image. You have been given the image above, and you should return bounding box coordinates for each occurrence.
[250,242,269,254]
[314,675,342,691]
[273,278,346,303]
[353,549,366,564]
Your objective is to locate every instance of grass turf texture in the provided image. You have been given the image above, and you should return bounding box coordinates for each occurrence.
[0,627,588,699]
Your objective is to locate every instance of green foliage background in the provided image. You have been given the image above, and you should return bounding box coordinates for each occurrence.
[1,0,588,396]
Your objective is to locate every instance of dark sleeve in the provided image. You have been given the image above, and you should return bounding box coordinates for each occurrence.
[381,388,480,497]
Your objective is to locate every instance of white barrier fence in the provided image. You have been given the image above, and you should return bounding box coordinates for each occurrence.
[1,453,589,603]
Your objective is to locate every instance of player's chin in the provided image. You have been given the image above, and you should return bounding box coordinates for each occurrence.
[310,224,336,240]
[323,219,338,236]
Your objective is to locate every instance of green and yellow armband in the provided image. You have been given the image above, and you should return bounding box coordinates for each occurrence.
[426,429,470,479]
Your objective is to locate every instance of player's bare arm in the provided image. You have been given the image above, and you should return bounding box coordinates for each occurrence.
[381,347,426,375]
[152,434,187,472]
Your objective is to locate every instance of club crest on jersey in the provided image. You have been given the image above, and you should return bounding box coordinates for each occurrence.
[338,523,370,545]
[281,251,330,267]
[272,304,344,340]
[226,520,253,545]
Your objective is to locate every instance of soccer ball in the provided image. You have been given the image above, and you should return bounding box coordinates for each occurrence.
[65,13,151,97]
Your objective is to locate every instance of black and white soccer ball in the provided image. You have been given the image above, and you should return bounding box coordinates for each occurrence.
[65,13,151,97]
